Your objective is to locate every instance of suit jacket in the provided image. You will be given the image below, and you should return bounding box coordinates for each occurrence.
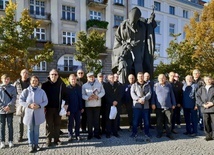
[104,82,123,112]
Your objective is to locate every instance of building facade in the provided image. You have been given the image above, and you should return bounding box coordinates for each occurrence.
[1,0,205,81]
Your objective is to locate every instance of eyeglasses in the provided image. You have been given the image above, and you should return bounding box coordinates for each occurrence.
[78,72,83,74]
[50,74,58,76]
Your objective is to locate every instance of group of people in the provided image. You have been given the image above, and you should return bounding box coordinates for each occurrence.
[0,68,213,153]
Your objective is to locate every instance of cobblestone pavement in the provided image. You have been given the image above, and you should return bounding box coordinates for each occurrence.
[0,115,213,155]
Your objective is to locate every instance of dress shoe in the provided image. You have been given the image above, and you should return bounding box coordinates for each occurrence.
[183,132,190,135]
[130,133,137,138]
[189,133,197,137]
[59,130,64,135]
[87,135,93,140]
[113,134,120,138]
[68,137,72,142]
[94,135,101,139]
[149,126,155,129]
[156,134,162,138]
[205,137,213,141]
[106,134,110,138]
[17,137,23,142]
[54,140,62,145]
[177,125,181,128]
[171,129,178,134]
[166,134,175,140]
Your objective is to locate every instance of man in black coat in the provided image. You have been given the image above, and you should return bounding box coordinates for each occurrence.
[193,69,205,130]
[42,69,67,147]
[104,74,123,138]
[196,76,214,141]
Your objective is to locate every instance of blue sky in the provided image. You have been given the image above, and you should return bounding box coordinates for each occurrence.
[203,0,210,2]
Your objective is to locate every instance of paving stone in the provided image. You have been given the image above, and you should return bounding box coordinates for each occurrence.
[0,115,213,155]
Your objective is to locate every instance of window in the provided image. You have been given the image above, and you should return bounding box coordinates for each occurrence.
[94,0,102,2]
[114,15,123,27]
[30,0,45,16]
[62,32,75,45]
[138,0,144,7]
[169,24,175,35]
[64,56,73,71]
[33,28,46,40]
[0,0,9,10]
[33,61,46,71]
[154,1,161,11]
[90,11,101,20]
[183,10,188,18]
[169,6,175,15]
[57,54,82,72]
[155,21,160,34]
[114,0,123,5]
[155,44,161,57]
[62,5,75,21]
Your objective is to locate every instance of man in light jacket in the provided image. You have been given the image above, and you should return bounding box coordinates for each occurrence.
[130,72,151,138]
[82,72,105,140]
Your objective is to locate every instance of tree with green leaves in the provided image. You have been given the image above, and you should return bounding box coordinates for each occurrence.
[155,1,214,78]
[74,30,106,74]
[0,0,53,81]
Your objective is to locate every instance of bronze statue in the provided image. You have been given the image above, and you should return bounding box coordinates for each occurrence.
[112,7,156,83]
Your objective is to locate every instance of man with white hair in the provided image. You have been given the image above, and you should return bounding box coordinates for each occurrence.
[151,74,176,140]
[82,72,105,140]
[192,69,205,130]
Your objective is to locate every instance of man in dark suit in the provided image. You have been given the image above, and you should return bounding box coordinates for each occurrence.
[104,74,123,138]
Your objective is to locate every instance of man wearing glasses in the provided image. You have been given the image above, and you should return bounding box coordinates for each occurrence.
[42,69,67,147]
[76,69,87,133]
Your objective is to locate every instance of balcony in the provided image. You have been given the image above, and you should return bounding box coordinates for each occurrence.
[61,17,78,26]
[57,65,81,72]
[87,0,108,9]
[86,19,108,33]
[35,40,50,48]
[29,10,51,26]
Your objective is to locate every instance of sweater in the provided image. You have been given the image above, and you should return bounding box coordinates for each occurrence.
[151,82,176,109]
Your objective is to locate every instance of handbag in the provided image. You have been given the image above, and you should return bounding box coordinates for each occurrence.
[109,106,117,120]
[2,87,15,113]
[16,89,29,116]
